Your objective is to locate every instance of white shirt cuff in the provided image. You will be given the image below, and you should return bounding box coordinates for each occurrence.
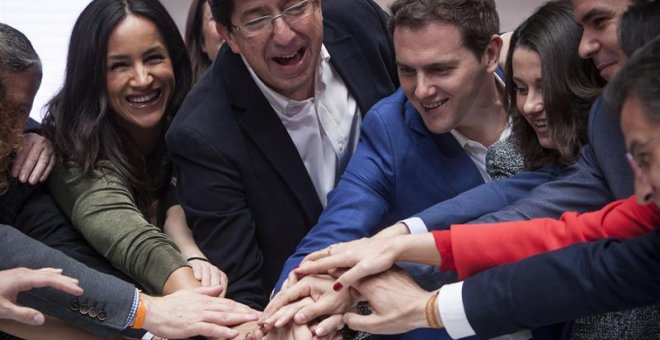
[401,217,428,234]
[438,281,476,339]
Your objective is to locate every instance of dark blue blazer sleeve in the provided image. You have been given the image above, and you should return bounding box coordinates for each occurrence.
[416,165,564,230]
[462,229,660,338]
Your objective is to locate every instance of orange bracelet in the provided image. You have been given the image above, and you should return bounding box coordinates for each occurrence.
[131,293,147,329]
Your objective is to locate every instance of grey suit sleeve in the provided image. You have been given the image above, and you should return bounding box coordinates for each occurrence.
[0,224,135,339]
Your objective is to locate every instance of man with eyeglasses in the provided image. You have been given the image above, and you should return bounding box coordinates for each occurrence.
[166,0,397,317]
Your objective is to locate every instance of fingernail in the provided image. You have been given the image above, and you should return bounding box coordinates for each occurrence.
[333,282,343,291]
[32,314,45,325]
[315,327,326,336]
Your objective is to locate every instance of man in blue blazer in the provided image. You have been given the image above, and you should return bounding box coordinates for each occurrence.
[269,0,552,338]
[167,0,398,311]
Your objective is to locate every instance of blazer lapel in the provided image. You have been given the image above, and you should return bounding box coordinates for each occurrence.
[219,52,323,223]
[403,101,485,194]
[324,28,381,115]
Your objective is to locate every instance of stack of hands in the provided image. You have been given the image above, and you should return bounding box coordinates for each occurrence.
[234,225,441,340]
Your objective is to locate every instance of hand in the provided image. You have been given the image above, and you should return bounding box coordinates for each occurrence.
[295,237,402,291]
[12,133,56,184]
[228,320,265,340]
[343,267,436,335]
[264,322,314,340]
[142,286,260,339]
[0,268,83,325]
[262,275,355,335]
[373,222,410,238]
[188,258,229,291]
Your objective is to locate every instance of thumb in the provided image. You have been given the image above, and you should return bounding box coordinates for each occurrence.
[7,304,46,326]
[192,285,224,297]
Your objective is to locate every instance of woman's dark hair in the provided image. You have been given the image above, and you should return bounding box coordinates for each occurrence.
[43,0,192,221]
[505,0,605,170]
[185,0,212,82]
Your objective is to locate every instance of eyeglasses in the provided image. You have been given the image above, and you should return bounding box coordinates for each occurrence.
[232,0,317,38]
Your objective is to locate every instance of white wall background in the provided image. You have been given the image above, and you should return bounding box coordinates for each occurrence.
[1,0,548,122]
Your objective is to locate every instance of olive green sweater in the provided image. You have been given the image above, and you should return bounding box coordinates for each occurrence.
[48,164,187,294]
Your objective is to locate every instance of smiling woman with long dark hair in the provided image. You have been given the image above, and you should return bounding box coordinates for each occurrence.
[42,0,224,294]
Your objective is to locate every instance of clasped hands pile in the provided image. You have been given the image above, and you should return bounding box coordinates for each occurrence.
[254,230,441,340]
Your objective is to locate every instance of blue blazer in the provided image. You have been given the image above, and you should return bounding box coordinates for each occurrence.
[280,89,489,339]
[279,89,485,281]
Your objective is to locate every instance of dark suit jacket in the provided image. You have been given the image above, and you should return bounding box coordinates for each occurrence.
[2,224,134,339]
[166,0,398,308]
[463,229,660,339]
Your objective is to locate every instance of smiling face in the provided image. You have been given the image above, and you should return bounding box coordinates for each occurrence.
[221,0,323,101]
[105,15,175,141]
[394,22,496,135]
[511,47,556,150]
[572,0,629,81]
[621,95,660,206]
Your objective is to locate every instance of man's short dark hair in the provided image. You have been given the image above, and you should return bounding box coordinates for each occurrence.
[606,36,660,123]
[0,22,42,94]
[208,0,234,30]
[388,0,499,59]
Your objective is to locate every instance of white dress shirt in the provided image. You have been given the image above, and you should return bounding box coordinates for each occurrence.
[244,45,361,206]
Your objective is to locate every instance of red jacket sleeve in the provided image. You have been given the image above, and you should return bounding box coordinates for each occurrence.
[445,196,659,279]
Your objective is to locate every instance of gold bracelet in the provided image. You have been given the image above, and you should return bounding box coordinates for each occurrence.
[425,292,442,329]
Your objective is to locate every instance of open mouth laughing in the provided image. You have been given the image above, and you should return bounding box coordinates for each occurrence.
[126,90,162,108]
[273,47,305,66]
